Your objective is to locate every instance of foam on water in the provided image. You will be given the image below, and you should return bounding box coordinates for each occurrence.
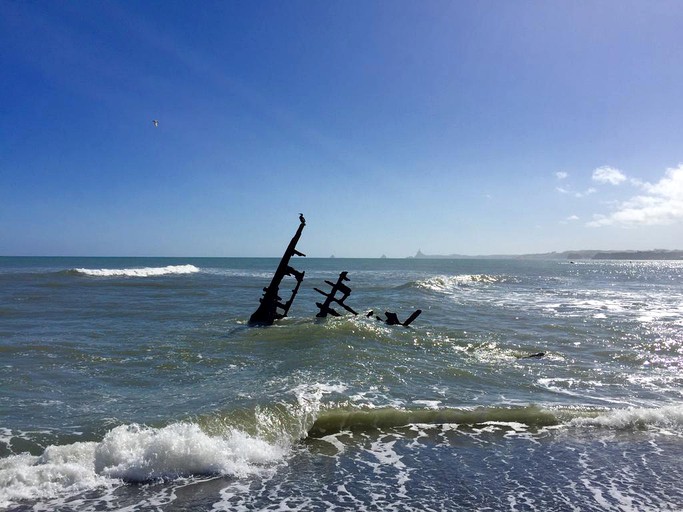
[95,423,284,480]
[308,405,561,437]
[288,382,349,438]
[0,422,286,509]
[0,428,12,449]
[411,269,681,334]
[569,404,683,432]
[0,443,109,508]
[2,257,682,510]
[71,264,200,277]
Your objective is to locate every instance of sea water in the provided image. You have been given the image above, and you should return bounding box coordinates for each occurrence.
[0,256,682,511]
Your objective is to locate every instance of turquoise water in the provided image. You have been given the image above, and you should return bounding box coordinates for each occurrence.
[1,256,682,510]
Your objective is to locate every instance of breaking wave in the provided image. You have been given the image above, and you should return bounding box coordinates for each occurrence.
[0,422,286,508]
[569,404,683,431]
[3,401,683,508]
[308,403,683,437]
[0,382,342,509]
[68,265,200,278]
[308,405,559,437]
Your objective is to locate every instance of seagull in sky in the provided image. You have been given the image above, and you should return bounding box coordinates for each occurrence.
[152,119,159,127]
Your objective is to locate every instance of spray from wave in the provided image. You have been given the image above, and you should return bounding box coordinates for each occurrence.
[69,265,200,278]
[0,382,347,508]
[0,422,285,508]
[569,404,683,431]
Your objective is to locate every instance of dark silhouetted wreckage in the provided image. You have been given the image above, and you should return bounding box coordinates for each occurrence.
[248,216,421,327]
[314,271,358,318]
[366,309,422,326]
[248,216,307,326]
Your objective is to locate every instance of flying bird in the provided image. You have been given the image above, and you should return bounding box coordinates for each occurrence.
[152,120,159,127]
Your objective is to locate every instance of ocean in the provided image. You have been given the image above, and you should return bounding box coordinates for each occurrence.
[1,255,682,511]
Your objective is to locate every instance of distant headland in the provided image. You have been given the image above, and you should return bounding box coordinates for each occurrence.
[408,249,683,261]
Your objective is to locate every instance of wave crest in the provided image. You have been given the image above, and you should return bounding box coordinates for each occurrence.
[308,404,683,437]
[95,423,283,481]
[569,404,683,431]
[70,265,200,278]
[0,421,285,508]
[308,405,558,437]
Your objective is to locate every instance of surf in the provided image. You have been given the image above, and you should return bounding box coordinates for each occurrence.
[0,421,286,508]
[307,403,683,437]
[308,405,560,437]
[0,380,348,507]
[68,265,201,278]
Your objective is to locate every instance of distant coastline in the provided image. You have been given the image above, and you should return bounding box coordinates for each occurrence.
[409,249,683,261]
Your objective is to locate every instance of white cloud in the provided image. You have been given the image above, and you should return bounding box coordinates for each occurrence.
[592,166,626,185]
[553,168,595,197]
[556,186,596,198]
[587,164,683,227]
[559,214,580,225]
[575,187,596,198]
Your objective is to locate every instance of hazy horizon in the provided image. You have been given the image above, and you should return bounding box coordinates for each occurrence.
[2,247,682,260]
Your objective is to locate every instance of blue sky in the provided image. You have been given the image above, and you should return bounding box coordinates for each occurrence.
[2,1,682,257]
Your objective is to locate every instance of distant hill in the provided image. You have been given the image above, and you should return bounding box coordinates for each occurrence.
[409,249,683,261]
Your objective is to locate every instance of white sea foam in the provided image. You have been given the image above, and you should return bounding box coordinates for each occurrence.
[0,428,12,448]
[348,388,406,410]
[412,399,441,409]
[289,382,348,438]
[366,436,412,501]
[0,422,285,509]
[0,444,109,508]
[570,404,683,431]
[72,264,200,277]
[318,434,347,454]
[95,423,283,481]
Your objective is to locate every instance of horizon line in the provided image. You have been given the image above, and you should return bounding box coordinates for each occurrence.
[2,248,683,260]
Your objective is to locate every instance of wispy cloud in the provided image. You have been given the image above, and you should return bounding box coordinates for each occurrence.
[559,214,580,225]
[556,186,595,198]
[556,171,568,180]
[592,166,626,185]
[588,164,683,227]
[575,187,596,198]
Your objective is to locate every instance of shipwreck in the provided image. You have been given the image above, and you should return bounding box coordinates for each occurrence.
[248,215,421,327]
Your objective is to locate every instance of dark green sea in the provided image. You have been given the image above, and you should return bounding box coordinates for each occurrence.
[1,256,682,511]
